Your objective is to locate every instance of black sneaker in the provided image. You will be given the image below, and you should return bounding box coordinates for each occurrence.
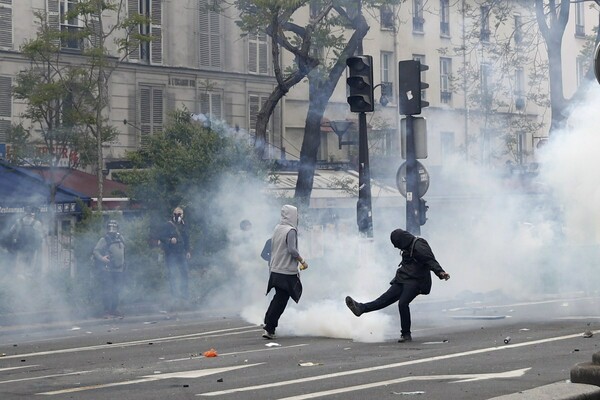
[345,296,363,317]
[262,330,276,340]
[398,334,412,343]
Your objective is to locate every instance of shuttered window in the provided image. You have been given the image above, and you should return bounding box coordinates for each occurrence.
[127,0,140,60]
[139,85,163,149]
[248,32,268,75]
[0,76,12,143]
[0,0,12,50]
[46,0,60,47]
[150,0,162,64]
[199,92,222,121]
[198,0,221,68]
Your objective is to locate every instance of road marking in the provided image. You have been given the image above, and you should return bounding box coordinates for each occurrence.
[0,370,93,385]
[276,368,531,400]
[166,344,308,363]
[198,329,600,397]
[0,325,260,360]
[0,365,39,372]
[38,364,262,395]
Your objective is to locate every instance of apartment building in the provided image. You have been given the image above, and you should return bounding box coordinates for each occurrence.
[0,1,596,173]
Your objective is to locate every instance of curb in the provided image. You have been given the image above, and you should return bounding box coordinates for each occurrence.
[571,351,600,387]
[487,381,600,399]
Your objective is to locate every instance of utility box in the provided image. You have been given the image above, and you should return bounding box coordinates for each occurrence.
[401,117,428,159]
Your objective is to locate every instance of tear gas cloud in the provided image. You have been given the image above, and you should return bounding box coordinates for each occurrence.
[207,86,600,342]
[1,84,599,341]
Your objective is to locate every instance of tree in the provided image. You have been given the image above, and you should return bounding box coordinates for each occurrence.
[233,0,401,208]
[470,0,600,138]
[10,0,151,212]
[121,109,266,255]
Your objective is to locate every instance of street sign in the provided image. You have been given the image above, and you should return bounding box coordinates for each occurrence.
[396,161,430,198]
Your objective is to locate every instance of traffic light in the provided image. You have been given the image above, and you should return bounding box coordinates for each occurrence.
[398,60,429,115]
[594,42,600,85]
[418,198,428,226]
[346,55,374,113]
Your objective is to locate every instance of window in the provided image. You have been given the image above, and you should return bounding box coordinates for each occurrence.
[481,63,492,109]
[440,131,455,164]
[480,6,490,42]
[440,0,450,37]
[199,0,221,69]
[248,32,268,75]
[515,68,525,95]
[380,5,394,30]
[413,54,426,100]
[139,85,163,149]
[60,0,83,50]
[412,0,424,33]
[514,14,522,45]
[127,0,162,64]
[199,91,222,122]
[381,51,393,97]
[440,57,452,103]
[0,76,11,143]
[249,93,274,147]
[575,2,585,37]
[0,0,12,49]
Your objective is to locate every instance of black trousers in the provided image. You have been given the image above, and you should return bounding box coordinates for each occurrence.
[263,287,290,334]
[362,281,420,336]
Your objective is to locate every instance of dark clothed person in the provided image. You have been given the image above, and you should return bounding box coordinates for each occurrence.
[9,207,44,274]
[262,205,308,339]
[93,220,126,318]
[160,207,191,305]
[345,228,450,342]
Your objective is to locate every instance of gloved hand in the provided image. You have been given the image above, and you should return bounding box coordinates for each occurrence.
[299,260,309,270]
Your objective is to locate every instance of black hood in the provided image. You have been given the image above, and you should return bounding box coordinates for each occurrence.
[390,229,415,249]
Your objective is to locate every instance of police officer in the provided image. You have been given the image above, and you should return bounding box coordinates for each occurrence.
[93,220,126,318]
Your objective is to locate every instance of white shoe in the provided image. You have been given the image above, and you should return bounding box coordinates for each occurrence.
[262,329,276,340]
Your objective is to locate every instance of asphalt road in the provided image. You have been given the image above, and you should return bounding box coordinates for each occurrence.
[0,295,599,400]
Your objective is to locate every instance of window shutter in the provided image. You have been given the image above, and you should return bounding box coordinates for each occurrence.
[248,34,258,73]
[152,87,163,133]
[198,0,222,68]
[0,0,12,50]
[140,86,151,148]
[0,76,11,142]
[249,94,260,129]
[258,32,268,74]
[46,0,60,47]
[200,92,210,116]
[150,0,162,64]
[211,93,222,120]
[127,0,139,60]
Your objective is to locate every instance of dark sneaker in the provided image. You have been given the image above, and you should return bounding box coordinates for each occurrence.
[398,334,412,343]
[345,296,363,317]
[262,330,276,340]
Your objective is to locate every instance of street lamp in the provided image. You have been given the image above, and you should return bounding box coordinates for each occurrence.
[329,120,356,149]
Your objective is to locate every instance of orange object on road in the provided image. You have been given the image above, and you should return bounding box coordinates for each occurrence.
[203,348,218,357]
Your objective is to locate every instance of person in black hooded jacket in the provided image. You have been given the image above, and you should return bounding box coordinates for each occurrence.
[345,228,450,343]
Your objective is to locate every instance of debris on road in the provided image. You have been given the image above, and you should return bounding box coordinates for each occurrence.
[392,390,425,395]
[298,362,323,367]
[203,348,218,357]
[265,342,281,347]
[504,336,511,344]
[583,331,593,338]
[217,378,223,382]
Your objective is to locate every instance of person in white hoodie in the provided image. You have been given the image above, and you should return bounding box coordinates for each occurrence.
[262,204,308,339]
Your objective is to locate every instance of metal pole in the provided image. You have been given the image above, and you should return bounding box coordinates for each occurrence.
[405,115,420,235]
[357,111,373,237]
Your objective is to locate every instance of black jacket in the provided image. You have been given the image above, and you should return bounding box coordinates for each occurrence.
[390,229,446,295]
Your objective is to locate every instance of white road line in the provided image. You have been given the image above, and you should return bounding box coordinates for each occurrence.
[0,370,93,385]
[198,329,600,397]
[38,364,262,395]
[0,365,39,372]
[0,325,260,360]
[277,368,531,400]
[165,344,309,363]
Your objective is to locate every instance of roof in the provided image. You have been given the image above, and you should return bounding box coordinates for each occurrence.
[0,161,91,214]
[26,167,128,198]
[267,169,403,209]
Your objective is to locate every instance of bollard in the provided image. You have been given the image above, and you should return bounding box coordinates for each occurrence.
[571,351,600,387]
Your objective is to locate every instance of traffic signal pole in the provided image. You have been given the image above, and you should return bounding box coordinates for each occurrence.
[405,115,420,235]
[357,111,373,237]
